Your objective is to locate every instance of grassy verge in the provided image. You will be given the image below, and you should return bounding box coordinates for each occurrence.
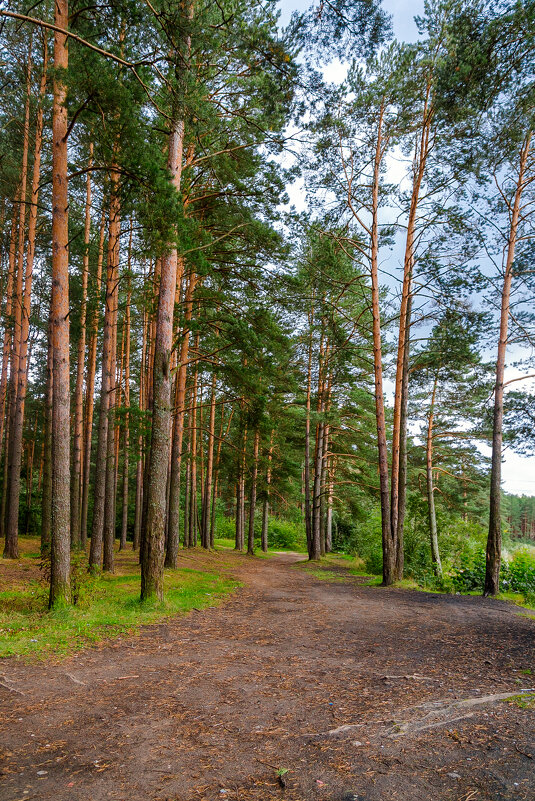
[0,539,241,660]
[293,553,376,583]
[213,537,308,557]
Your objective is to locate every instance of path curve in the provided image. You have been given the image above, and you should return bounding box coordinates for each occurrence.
[0,552,534,800]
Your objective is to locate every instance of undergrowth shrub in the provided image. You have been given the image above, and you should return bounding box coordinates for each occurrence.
[267,518,305,550]
[451,546,535,602]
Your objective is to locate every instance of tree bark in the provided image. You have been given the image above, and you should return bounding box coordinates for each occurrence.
[395,290,412,580]
[3,44,32,559]
[89,181,120,571]
[247,427,260,555]
[390,88,430,548]
[133,291,147,551]
[304,308,313,553]
[70,143,92,548]
[370,102,393,585]
[141,116,185,602]
[81,206,105,547]
[41,317,53,556]
[102,179,120,573]
[485,132,531,596]
[166,269,194,565]
[426,374,442,578]
[49,0,71,608]
[120,243,132,550]
[187,335,199,549]
[5,42,47,555]
[261,430,273,553]
[0,207,18,459]
[201,370,216,549]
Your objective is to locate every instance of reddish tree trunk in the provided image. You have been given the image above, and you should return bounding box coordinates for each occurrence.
[70,143,92,548]
[485,133,532,595]
[3,45,32,559]
[49,0,71,608]
[81,207,105,547]
[141,117,185,601]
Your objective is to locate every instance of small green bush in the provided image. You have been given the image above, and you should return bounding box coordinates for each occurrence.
[450,546,535,598]
[267,518,305,550]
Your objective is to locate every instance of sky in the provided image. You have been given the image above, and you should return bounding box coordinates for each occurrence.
[276,0,535,497]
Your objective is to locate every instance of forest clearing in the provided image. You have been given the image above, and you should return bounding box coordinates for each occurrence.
[1,549,534,801]
[0,0,535,797]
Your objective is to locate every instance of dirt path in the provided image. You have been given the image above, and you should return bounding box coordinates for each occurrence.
[1,552,534,801]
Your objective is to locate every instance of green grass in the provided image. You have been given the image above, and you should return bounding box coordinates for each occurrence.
[0,562,240,660]
[293,553,376,583]
[213,537,308,557]
[504,693,535,709]
[496,590,535,611]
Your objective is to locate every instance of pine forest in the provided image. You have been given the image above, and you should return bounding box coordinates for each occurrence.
[0,1,534,798]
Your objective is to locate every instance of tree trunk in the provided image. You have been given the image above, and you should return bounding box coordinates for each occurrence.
[3,45,32,559]
[485,132,531,596]
[49,0,71,608]
[390,89,430,548]
[395,290,412,580]
[187,337,199,549]
[261,430,273,553]
[120,250,131,550]
[310,420,323,560]
[0,208,18,459]
[426,374,442,578]
[41,317,53,556]
[81,207,105,547]
[133,293,147,551]
[6,42,47,555]
[141,116,185,602]
[201,370,216,549]
[70,143,92,549]
[370,103,394,585]
[247,427,260,556]
[325,457,334,553]
[89,183,120,572]
[165,268,193,565]
[304,309,313,554]
[103,179,120,573]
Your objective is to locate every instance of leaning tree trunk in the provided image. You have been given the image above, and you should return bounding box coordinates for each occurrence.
[49,0,71,608]
[485,132,531,596]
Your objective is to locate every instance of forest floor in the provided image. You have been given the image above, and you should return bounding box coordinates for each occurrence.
[0,549,534,801]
